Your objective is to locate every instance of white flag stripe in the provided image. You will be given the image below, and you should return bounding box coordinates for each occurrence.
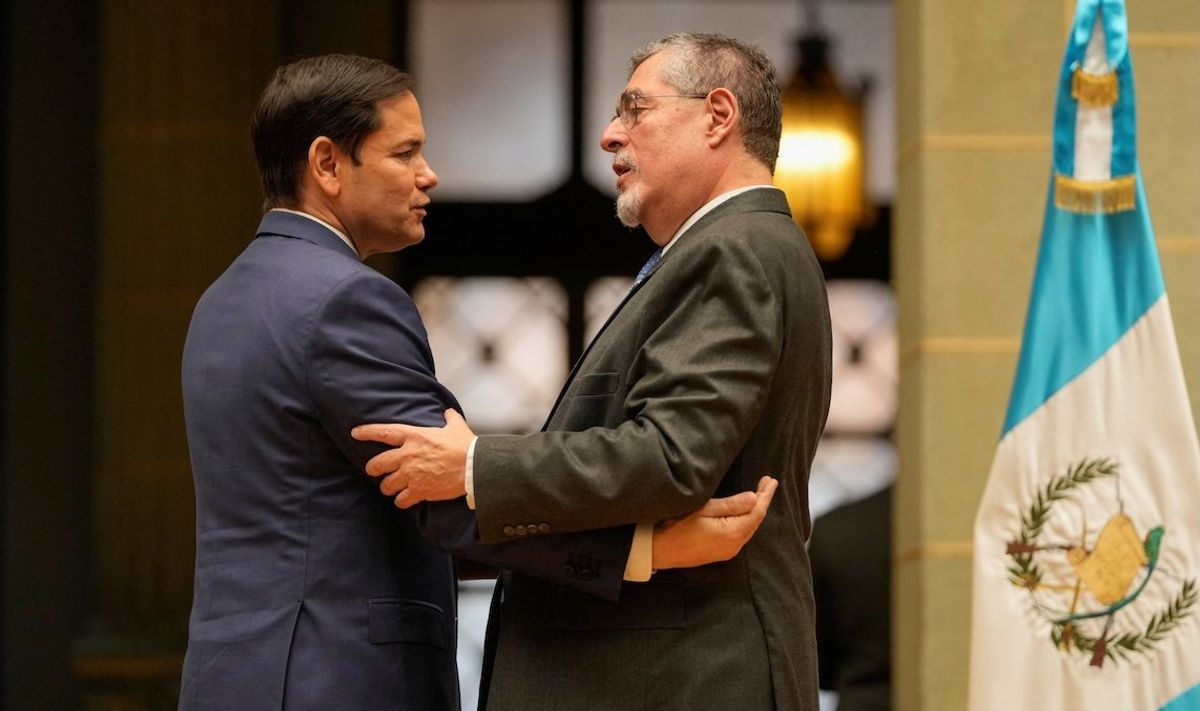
[970,296,1200,710]
[1075,15,1115,181]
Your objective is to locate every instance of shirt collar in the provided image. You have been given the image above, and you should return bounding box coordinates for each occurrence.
[270,208,358,258]
[660,185,782,256]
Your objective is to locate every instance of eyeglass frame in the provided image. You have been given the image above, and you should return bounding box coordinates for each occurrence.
[612,91,710,129]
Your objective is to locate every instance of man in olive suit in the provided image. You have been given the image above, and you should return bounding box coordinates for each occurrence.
[356,33,832,710]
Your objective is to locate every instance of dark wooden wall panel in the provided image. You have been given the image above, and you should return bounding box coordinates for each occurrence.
[3,1,99,708]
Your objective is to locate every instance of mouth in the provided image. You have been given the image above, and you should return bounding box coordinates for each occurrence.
[612,160,636,190]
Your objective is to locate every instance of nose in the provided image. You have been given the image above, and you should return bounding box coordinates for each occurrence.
[418,157,438,190]
[599,118,626,154]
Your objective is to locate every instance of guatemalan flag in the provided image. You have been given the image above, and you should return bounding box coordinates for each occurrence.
[969,1,1200,709]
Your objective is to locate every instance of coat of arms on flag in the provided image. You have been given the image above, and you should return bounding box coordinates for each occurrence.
[1003,457,1194,669]
[968,1,1200,709]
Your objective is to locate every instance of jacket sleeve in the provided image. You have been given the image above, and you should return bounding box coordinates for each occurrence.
[307,269,632,600]
[472,235,784,542]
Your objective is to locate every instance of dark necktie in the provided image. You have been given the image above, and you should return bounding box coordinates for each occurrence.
[633,248,663,286]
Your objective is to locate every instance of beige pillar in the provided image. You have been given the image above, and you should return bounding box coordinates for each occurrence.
[893,1,1200,709]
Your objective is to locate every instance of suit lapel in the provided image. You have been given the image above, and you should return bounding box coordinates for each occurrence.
[539,188,793,430]
[537,259,663,429]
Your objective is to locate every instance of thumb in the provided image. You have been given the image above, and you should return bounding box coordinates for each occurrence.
[695,491,757,518]
[444,408,466,427]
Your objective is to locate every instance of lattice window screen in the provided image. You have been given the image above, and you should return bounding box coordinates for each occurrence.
[826,279,898,435]
[812,280,898,514]
[583,276,634,346]
[412,277,568,434]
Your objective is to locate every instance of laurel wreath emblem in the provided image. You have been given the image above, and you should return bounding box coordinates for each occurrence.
[1006,457,1198,666]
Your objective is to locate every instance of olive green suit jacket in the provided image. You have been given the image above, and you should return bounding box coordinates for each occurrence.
[473,188,832,710]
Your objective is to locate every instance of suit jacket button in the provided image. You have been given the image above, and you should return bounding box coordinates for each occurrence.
[579,569,595,581]
[526,524,540,536]
[562,564,575,577]
[515,525,528,537]
[537,522,551,534]
[502,526,516,537]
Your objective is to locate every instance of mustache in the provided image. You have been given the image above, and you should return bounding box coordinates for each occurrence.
[613,152,639,173]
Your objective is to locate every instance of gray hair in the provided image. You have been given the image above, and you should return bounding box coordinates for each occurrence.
[630,33,782,172]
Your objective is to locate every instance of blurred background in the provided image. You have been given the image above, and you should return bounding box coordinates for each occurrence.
[1,0,1195,709]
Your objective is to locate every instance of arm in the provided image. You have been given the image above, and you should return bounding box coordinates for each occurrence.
[477,240,777,538]
[477,238,783,541]
[354,238,780,541]
[308,270,634,598]
[319,271,777,595]
[418,474,779,588]
[650,476,778,570]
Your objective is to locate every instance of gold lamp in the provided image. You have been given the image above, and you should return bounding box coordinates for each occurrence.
[775,5,868,261]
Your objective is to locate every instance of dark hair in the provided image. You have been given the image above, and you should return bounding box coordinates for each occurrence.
[631,33,782,172]
[251,54,415,207]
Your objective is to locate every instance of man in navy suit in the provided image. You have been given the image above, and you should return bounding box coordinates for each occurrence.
[179,54,772,710]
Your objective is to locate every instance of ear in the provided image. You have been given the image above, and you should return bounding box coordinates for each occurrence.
[307,136,342,199]
[705,88,739,149]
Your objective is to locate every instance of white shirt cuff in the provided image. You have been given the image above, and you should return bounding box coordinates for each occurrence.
[622,523,654,582]
[465,436,478,510]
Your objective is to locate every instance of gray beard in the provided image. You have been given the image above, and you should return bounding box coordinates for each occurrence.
[615,186,643,228]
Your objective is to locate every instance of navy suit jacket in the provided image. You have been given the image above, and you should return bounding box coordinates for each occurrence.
[180,211,633,710]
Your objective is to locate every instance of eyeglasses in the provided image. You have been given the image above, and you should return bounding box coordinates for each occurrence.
[612,91,709,129]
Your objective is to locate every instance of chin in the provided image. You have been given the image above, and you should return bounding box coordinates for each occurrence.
[615,189,644,228]
[379,230,424,255]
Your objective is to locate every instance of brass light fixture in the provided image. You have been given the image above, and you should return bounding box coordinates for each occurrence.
[774,1,868,261]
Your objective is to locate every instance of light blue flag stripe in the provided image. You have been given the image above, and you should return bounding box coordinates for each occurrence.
[1002,175,1165,435]
[1160,682,1200,711]
[1053,0,1135,178]
[1000,0,1165,436]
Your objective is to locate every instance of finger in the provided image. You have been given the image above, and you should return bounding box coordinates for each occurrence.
[351,423,417,445]
[379,471,409,497]
[750,478,779,520]
[393,488,419,510]
[365,448,406,477]
[695,491,756,518]
[444,409,465,427]
[756,475,775,494]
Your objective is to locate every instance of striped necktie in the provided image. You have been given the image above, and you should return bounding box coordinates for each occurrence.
[633,248,663,286]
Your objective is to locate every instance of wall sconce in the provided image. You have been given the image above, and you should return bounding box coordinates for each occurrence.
[775,3,868,261]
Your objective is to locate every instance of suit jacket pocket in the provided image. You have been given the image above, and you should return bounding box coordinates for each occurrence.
[556,580,685,630]
[368,598,450,649]
[571,371,621,397]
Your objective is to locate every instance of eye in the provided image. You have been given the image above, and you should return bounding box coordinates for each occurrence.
[614,93,646,128]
